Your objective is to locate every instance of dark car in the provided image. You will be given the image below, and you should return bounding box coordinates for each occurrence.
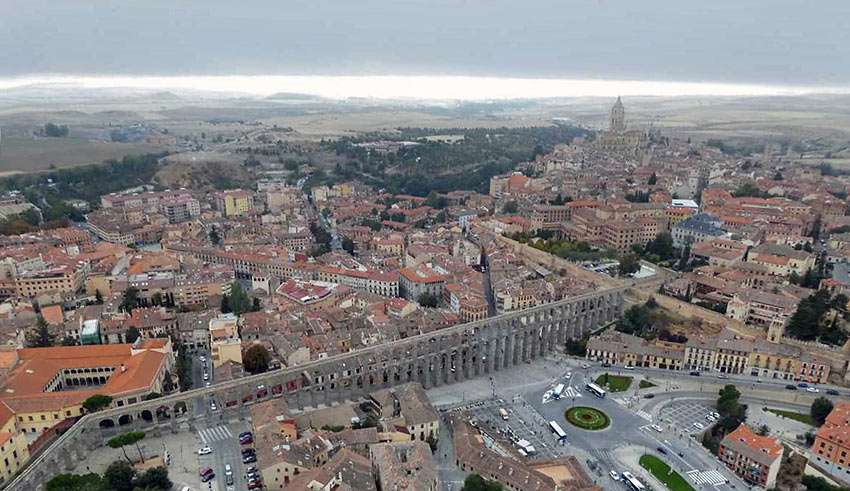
[601,362,611,368]
[827,389,840,396]
[643,394,655,399]
[199,468,214,479]
[247,481,263,490]
[201,472,215,483]
[785,384,798,390]
[656,447,668,455]
[240,435,254,445]
[239,431,252,439]
[689,371,701,376]
[243,454,257,464]
[798,382,809,388]
[242,448,256,457]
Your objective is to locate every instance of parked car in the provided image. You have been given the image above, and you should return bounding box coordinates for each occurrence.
[601,362,611,368]
[806,387,820,393]
[225,464,232,476]
[198,447,213,456]
[200,467,214,478]
[785,384,798,390]
[651,424,663,432]
[827,389,840,396]
[656,447,668,455]
[689,371,701,376]
[201,472,215,483]
[798,382,809,388]
[609,470,621,481]
[692,422,704,430]
[243,454,257,464]
[240,435,254,445]
[643,393,655,399]
[242,448,256,457]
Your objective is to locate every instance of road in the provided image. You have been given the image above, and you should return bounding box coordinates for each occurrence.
[190,350,255,491]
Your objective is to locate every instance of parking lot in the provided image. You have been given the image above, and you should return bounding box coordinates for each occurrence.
[658,400,717,434]
[452,397,571,461]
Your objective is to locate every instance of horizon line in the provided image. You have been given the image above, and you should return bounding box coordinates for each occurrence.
[2,74,850,101]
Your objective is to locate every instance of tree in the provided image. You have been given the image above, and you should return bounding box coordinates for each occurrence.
[83,394,113,413]
[756,424,770,436]
[462,473,503,491]
[618,254,640,276]
[773,171,784,181]
[209,226,221,246]
[120,287,139,312]
[220,294,231,314]
[716,384,746,427]
[46,473,106,491]
[647,172,657,185]
[802,475,850,491]
[61,336,77,346]
[104,460,135,491]
[252,297,262,312]
[418,293,439,308]
[151,291,163,306]
[812,397,835,426]
[133,466,172,490]
[228,281,251,315]
[26,315,56,347]
[243,344,271,375]
[108,432,146,464]
[342,237,355,254]
[95,289,104,304]
[501,200,518,214]
[43,122,69,137]
[125,327,141,344]
[644,232,675,261]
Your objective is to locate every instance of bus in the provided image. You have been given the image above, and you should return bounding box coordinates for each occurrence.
[622,472,645,491]
[548,421,567,442]
[585,382,606,398]
[553,383,565,399]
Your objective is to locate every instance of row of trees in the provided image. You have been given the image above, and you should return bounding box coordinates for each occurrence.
[47,460,171,491]
[703,385,748,454]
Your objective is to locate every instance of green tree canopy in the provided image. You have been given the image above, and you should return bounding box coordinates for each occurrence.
[26,315,56,348]
[125,327,141,344]
[133,466,172,490]
[618,254,640,276]
[812,397,835,426]
[120,287,139,312]
[462,473,504,491]
[83,394,113,413]
[418,293,440,308]
[243,344,271,375]
[104,460,135,491]
[46,473,106,491]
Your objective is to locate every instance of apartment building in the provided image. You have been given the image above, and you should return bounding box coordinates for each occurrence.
[719,424,783,488]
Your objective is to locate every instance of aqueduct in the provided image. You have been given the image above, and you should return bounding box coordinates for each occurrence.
[5,287,624,490]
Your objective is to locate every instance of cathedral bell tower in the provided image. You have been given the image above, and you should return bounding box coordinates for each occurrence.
[610,96,626,133]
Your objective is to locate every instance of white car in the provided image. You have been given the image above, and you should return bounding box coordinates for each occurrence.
[210,401,218,411]
[225,463,232,476]
[651,424,663,433]
[203,372,209,381]
[610,470,621,481]
[198,446,213,455]
[581,363,590,369]
[693,422,705,430]
[199,355,206,362]
[623,365,635,370]
[807,387,820,393]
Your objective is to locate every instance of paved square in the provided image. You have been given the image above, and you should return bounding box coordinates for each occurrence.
[659,400,716,434]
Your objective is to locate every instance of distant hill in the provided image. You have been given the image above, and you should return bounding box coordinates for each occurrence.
[264,92,324,101]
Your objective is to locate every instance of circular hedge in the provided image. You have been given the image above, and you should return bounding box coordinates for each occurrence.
[565,406,610,430]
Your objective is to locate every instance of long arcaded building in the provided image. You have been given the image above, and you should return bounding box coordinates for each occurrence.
[4,287,624,490]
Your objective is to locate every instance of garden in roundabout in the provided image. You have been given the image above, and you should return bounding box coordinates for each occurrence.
[565,406,610,430]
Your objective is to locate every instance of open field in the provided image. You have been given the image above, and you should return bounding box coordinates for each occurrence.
[766,408,816,426]
[640,454,695,491]
[595,373,633,392]
[0,135,165,173]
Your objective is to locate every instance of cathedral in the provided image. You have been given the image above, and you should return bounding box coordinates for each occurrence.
[595,96,646,155]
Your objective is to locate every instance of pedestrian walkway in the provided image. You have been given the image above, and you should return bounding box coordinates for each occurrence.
[198,425,233,445]
[635,410,653,422]
[687,469,728,486]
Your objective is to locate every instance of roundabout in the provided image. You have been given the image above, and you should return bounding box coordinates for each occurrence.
[565,406,610,430]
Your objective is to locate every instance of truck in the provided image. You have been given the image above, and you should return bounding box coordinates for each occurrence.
[553,383,565,399]
[516,439,536,455]
[499,408,509,420]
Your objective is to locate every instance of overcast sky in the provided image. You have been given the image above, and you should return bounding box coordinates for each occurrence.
[2,0,848,85]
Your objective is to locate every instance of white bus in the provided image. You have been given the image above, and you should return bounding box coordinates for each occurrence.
[548,421,567,442]
[553,383,565,399]
[585,382,606,398]
[622,471,645,491]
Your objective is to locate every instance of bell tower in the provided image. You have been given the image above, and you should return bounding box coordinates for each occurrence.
[610,96,626,133]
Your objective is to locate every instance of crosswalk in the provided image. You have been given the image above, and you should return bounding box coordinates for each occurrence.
[198,425,233,445]
[561,386,582,399]
[635,410,653,422]
[687,469,728,486]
